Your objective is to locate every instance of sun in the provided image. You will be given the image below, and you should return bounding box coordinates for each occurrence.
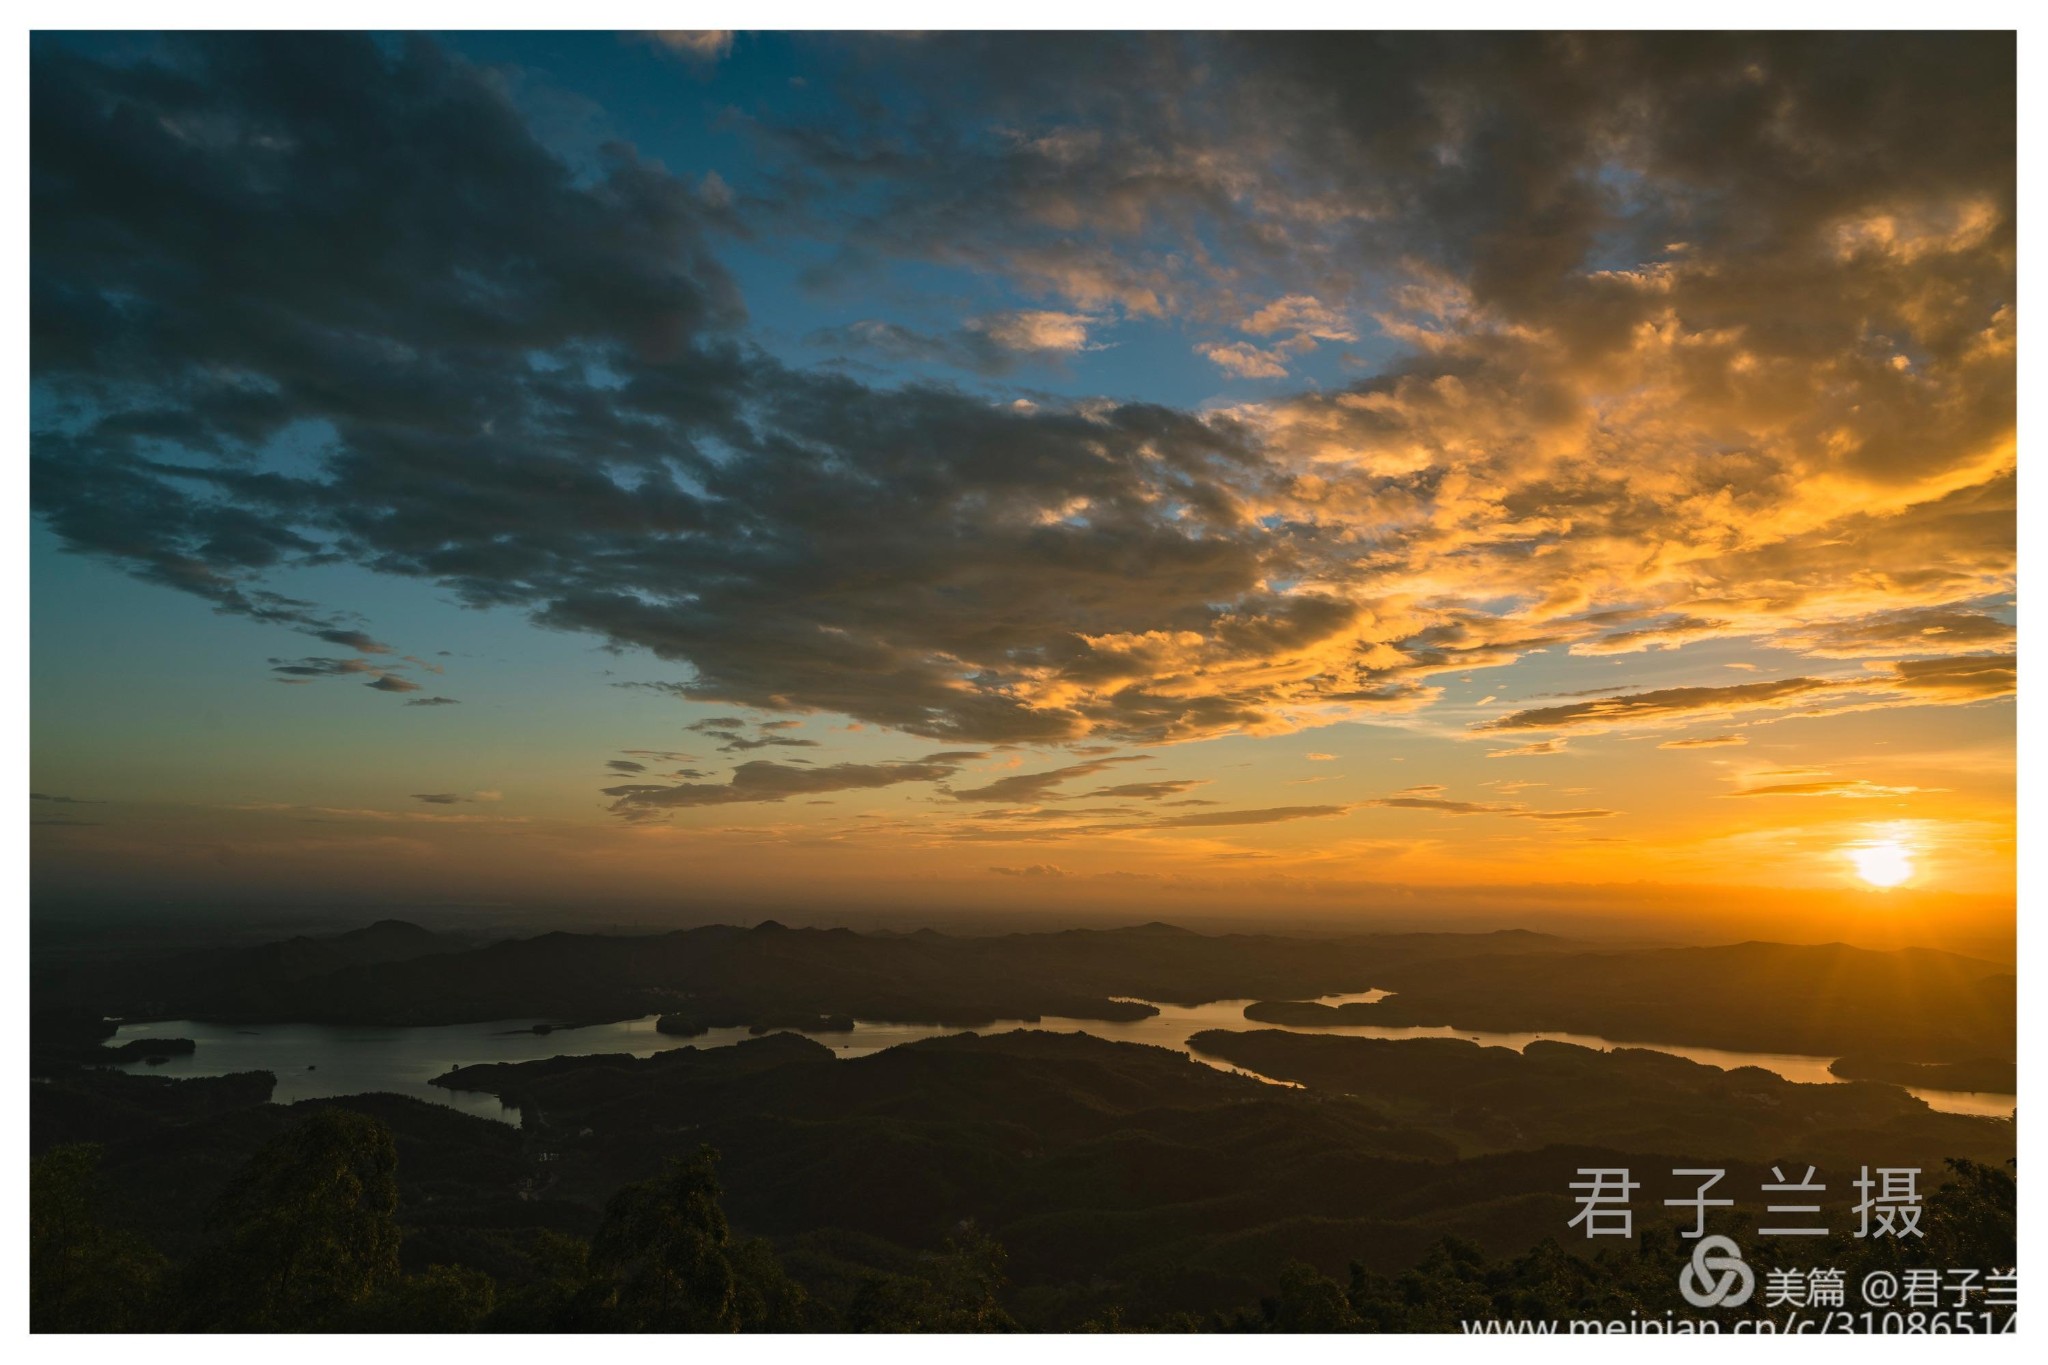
[1847,839,1914,888]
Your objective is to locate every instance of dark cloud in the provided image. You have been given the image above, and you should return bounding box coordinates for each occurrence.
[405,696,460,707]
[31,792,100,804]
[365,674,422,693]
[410,792,468,805]
[606,760,648,774]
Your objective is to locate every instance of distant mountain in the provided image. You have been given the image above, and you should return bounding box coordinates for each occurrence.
[92,920,1578,1029]
[1247,939,2015,1062]
[34,919,473,1025]
[233,919,460,980]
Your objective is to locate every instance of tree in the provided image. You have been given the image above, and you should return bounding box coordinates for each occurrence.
[1263,1260,1362,1331]
[1921,1157,2016,1269]
[585,1145,809,1331]
[356,1263,498,1332]
[180,1108,404,1330]
[845,1221,1018,1332]
[31,1144,168,1332]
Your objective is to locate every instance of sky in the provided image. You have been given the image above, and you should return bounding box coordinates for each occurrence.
[28,31,2016,942]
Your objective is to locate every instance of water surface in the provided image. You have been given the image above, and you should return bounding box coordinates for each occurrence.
[109,990,2015,1124]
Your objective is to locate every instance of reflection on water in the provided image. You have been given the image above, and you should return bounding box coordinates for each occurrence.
[109,988,2015,1126]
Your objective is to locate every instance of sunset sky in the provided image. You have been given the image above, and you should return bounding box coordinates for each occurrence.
[30,32,2015,932]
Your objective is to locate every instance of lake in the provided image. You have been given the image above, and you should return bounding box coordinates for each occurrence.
[110,990,2016,1124]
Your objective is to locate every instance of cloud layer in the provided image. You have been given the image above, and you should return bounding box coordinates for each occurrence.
[32,33,2014,757]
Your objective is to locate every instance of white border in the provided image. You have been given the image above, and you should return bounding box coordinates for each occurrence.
[9,8,2036,1362]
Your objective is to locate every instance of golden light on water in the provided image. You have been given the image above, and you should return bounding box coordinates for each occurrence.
[1847,839,1915,888]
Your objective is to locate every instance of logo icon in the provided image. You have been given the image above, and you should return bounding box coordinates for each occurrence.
[1678,1234,1755,1308]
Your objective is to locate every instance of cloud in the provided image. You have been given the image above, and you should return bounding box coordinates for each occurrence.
[810,310,1099,376]
[1198,341,1291,379]
[31,792,100,804]
[974,310,1094,354]
[1773,607,2015,658]
[271,657,379,679]
[1487,739,1568,757]
[1480,655,2014,737]
[1658,734,1747,750]
[1725,779,1926,799]
[314,629,393,654]
[270,654,423,696]
[1368,797,1507,815]
[1884,652,2015,699]
[1364,794,1614,820]
[649,31,733,61]
[410,793,469,805]
[990,863,1067,877]
[405,696,460,707]
[604,757,967,817]
[29,33,2013,755]
[1144,804,1349,828]
[716,735,821,753]
[946,755,1150,803]
[1085,780,1207,800]
[1198,295,1358,379]
[1481,678,1841,733]
[1242,295,1354,342]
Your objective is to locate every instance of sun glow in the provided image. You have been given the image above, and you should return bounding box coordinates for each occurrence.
[1847,839,1915,888]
